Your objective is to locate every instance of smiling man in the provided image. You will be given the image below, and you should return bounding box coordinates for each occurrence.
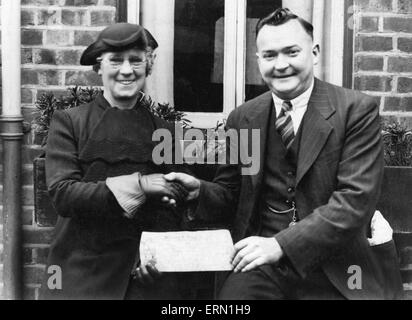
[256,15,317,101]
[166,8,402,299]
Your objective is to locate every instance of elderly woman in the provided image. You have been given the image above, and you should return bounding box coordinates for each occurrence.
[40,23,190,300]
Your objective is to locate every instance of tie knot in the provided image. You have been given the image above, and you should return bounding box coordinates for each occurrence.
[282,100,293,112]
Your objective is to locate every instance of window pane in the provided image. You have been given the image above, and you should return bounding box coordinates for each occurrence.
[174,0,224,112]
[245,0,282,101]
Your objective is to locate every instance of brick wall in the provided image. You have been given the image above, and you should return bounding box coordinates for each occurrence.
[353,0,412,127]
[0,0,117,300]
[0,0,411,300]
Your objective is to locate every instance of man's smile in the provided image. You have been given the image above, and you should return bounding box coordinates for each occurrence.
[273,73,296,79]
[117,79,136,85]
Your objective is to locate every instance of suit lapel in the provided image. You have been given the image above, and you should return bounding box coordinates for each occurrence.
[243,92,273,191]
[296,79,335,185]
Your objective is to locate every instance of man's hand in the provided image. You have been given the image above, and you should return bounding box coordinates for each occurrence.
[133,263,161,286]
[163,172,201,201]
[231,236,284,273]
[140,174,187,203]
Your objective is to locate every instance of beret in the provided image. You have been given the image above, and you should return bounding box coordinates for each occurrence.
[80,23,158,65]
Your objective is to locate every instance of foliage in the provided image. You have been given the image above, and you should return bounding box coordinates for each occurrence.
[382,120,412,167]
[32,86,190,146]
[33,86,101,136]
[204,120,227,160]
[139,93,191,128]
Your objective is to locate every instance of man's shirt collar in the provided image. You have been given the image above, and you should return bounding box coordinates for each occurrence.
[271,78,314,110]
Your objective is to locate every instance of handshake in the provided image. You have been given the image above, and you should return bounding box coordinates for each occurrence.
[140,172,201,206]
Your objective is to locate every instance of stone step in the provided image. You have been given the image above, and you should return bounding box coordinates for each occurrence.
[401,264,412,284]
[399,246,412,266]
[394,232,412,247]
[394,232,412,266]
[403,283,412,300]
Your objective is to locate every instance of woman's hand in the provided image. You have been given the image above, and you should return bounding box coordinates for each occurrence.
[133,263,161,286]
[140,174,187,202]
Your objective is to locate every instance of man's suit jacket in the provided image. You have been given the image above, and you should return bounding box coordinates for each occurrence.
[195,78,402,299]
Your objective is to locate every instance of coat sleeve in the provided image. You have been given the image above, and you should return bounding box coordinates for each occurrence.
[275,95,384,277]
[45,110,124,219]
[191,110,241,225]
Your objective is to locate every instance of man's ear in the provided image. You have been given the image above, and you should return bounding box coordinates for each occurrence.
[312,44,320,66]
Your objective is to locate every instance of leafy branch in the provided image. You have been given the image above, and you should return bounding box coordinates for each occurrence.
[32,86,190,146]
[382,121,412,167]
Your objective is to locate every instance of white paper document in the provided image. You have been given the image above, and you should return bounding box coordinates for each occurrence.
[140,229,235,272]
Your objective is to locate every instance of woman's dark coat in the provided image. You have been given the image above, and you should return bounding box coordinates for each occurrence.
[40,94,186,299]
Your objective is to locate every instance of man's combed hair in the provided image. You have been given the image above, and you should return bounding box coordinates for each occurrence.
[255,8,314,40]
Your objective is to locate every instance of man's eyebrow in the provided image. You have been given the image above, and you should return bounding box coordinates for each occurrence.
[261,49,278,54]
[283,45,301,50]
[261,45,301,53]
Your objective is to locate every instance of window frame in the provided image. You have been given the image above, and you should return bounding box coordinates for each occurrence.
[125,0,241,128]
[116,0,128,22]
[343,0,354,89]
[124,0,352,127]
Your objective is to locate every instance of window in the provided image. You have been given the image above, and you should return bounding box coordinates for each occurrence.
[125,0,282,127]
[244,0,282,101]
[126,0,348,128]
[174,0,225,113]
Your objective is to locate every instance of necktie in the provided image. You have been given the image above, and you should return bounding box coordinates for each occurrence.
[275,100,294,149]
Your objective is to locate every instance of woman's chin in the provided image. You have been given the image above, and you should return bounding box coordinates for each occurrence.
[114,88,141,99]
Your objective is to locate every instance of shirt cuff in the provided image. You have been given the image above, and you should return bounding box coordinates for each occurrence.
[106,172,147,219]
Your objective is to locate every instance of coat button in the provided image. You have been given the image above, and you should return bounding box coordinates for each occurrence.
[287,171,295,177]
[287,187,294,193]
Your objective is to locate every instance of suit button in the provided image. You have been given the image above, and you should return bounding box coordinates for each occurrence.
[287,171,295,177]
[285,200,291,205]
[287,187,294,193]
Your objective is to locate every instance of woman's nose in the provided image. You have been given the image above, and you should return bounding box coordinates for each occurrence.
[119,60,134,74]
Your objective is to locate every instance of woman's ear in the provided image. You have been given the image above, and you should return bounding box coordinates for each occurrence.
[93,63,101,74]
[146,51,157,76]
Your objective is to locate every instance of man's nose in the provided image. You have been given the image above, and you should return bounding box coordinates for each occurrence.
[273,55,289,71]
[119,60,134,74]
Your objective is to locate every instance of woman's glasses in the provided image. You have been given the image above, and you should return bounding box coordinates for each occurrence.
[97,54,147,70]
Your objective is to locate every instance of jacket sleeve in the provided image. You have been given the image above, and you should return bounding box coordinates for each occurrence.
[192,111,241,225]
[45,110,124,219]
[275,95,384,277]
